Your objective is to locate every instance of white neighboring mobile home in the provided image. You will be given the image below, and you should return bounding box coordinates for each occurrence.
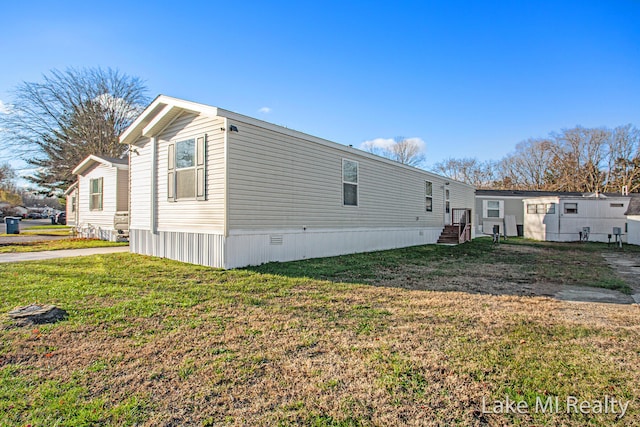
[475,189,584,237]
[64,182,78,227]
[70,155,129,241]
[625,195,640,246]
[523,193,630,243]
[119,95,475,269]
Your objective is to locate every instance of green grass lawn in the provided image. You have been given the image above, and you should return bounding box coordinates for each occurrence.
[22,224,72,230]
[0,241,638,426]
[250,237,633,293]
[1,224,72,237]
[0,239,128,253]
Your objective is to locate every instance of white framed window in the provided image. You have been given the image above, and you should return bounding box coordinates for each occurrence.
[483,200,503,218]
[89,178,103,211]
[527,204,536,214]
[168,136,207,201]
[536,203,545,214]
[342,159,358,206]
[487,201,500,218]
[425,181,433,212]
[564,203,578,214]
[546,203,555,214]
[175,139,196,199]
[71,195,77,213]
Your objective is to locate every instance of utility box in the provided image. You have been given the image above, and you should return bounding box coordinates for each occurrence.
[5,217,20,234]
[613,227,622,236]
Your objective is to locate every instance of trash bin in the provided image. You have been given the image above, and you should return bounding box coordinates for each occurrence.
[5,216,20,234]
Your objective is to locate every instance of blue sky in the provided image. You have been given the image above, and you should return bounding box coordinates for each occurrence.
[1,0,639,177]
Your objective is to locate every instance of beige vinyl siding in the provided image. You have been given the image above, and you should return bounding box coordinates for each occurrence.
[77,164,118,230]
[155,112,225,233]
[226,120,471,230]
[130,137,152,230]
[116,168,129,211]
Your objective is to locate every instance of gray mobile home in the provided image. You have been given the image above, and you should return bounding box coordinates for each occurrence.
[120,96,475,269]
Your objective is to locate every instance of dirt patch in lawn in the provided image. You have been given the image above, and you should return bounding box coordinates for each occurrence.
[371,244,637,304]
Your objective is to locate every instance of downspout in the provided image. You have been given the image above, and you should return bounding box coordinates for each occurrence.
[557,198,561,240]
[223,118,229,238]
[222,118,229,269]
[151,137,158,234]
[127,147,132,238]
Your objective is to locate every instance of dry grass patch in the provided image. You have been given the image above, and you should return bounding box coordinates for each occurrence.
[1,243,639,426]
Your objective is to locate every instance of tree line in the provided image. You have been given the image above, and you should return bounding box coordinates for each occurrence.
[432,125,640,193]
[0,67,148,194]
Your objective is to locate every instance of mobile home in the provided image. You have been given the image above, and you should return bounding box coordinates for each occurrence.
[523,193,630,242]
[625,195,640,246]
[120,96,475,268]
[70,155,129,241]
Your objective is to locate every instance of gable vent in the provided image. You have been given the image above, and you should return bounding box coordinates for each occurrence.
[270,235,284,245]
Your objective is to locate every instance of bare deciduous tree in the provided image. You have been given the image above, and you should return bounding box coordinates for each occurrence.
[362,137,426,167]
[431,157,496,188]
[434,125,640,193]
[0,67,148,193]
[605,124,640,193]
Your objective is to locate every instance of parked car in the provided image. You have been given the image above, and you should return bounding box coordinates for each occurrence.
[55,212,66,225]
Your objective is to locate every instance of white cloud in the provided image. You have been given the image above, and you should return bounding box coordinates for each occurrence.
[359,137,426,153]
[403,137,427,151]
[258,107,272,114]
[359,137,396,152]
[0,99,12,114]
[94,93,143,120]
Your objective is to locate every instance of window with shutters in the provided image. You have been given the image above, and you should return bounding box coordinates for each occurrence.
[89,178,103,211]
[168,136,207,201]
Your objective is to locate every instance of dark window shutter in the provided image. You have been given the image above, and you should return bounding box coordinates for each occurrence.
[168,143,176,201]
[195,135,207,200]
[98,177,103,210]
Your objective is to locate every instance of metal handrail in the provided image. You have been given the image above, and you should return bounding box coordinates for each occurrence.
[452,208,472,243]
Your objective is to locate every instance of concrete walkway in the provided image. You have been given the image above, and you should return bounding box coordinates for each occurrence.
[0,246,130,263]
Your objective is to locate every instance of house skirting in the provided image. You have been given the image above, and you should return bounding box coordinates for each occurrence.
[129,227,444,269]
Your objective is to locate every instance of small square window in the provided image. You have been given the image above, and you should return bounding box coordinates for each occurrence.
[527,204,536,214]
[546,203,555,214]
[564,203,578,214]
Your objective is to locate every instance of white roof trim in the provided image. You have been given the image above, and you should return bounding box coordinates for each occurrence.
[120,95,218,145]
[119,95,475,188]
[63,181,78,196]
[72,155,128,175]
[142,104,178,137]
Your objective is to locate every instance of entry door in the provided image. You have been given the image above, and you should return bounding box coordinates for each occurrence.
[445,188,451,224]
